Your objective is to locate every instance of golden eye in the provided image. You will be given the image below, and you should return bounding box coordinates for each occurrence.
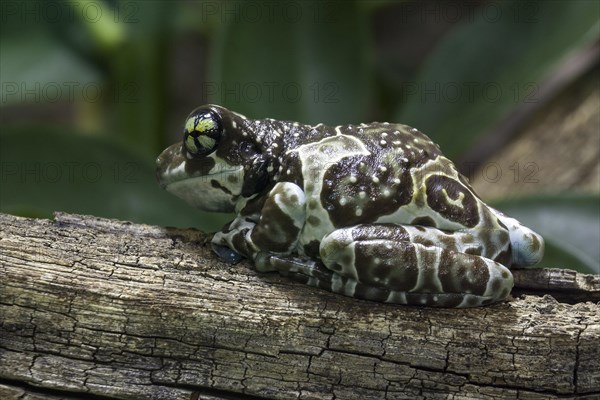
[183,108,222,157]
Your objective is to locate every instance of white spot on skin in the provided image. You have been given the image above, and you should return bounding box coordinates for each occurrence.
[372,176,380,183]
[339,197,348,206]
[381,132,388,138]
[359,191,366,199]
[349,176,357,183]
[383,189,391,197]
[379,166,387,172]
[373,257,380,264]
[380,140,387,146]
[355,208,363,216]
[393,178,401,184]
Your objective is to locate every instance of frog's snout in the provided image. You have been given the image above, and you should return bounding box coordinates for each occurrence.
[155,143,185,189]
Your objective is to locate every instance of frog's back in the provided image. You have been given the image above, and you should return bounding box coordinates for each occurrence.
[288,122,473,254]
[159,106,544,307]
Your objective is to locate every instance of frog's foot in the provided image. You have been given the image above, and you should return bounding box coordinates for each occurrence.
[211,243,243,264]
[211,181,306,264]
[319,224,514,308]
[254,252,334,282]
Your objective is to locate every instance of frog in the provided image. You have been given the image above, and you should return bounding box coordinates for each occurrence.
[156,104,544,307]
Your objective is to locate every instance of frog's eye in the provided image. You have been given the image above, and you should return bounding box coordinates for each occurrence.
[183,108,222,157]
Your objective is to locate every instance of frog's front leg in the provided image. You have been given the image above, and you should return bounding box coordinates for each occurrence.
[319,224,514,308]
[211,182,306,269]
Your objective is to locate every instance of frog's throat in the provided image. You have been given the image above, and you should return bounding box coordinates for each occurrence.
[164,167,244,212]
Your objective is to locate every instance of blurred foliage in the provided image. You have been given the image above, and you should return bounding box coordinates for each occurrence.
[0,127,229,231]
[395,0,600,160]
[0,0,598,273]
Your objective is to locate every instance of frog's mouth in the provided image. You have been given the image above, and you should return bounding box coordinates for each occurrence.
[156,163,243,190]
[164,169,243,212]
[156,143,245,212]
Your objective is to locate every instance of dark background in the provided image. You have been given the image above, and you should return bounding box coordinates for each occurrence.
[1,0,598,273]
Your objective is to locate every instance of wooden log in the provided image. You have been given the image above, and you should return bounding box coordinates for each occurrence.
[1,212,599,400]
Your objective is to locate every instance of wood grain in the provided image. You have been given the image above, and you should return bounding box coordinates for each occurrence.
[1,213,599,400]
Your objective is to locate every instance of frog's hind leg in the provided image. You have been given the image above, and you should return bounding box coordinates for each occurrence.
[319,224,514,307]
[254,252,403,303]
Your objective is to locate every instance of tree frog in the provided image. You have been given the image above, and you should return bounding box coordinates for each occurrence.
[156,105,544,307]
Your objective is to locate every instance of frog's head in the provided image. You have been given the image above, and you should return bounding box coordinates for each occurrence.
[156,104,269,212]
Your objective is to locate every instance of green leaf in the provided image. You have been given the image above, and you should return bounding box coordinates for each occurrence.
[0,127,230,232]
[208,0,373,125]
[492,195,600,275]
[395,0,600,159]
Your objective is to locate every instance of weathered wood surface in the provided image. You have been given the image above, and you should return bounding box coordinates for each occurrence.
[512,268,600,304]
[1,212,599,400]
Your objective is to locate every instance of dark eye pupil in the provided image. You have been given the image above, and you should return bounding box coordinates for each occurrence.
[183,109,222,157]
